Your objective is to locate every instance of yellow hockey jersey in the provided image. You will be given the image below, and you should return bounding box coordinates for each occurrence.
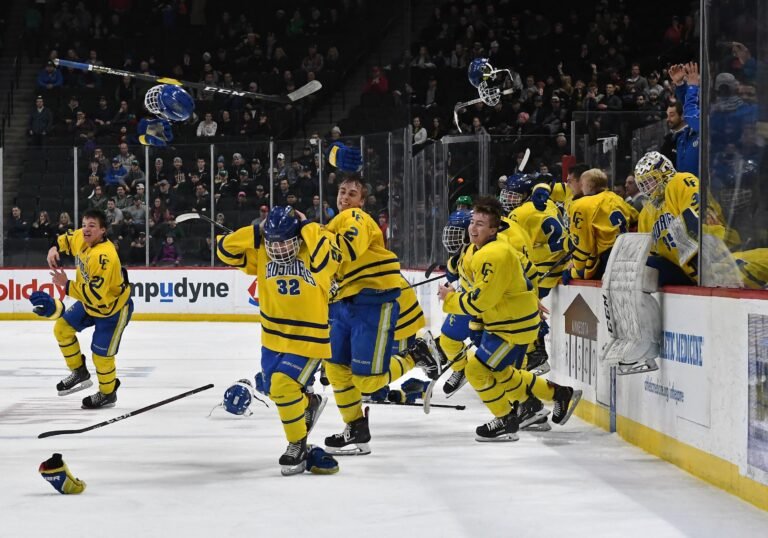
[216,222,340,358]
[499,216,539,289]
[395,275,426,340]
[443,236,539,345]
[56,229,130,317]
[509,196,567,288]
[734,249,768,289]
[567,190,637,280]
[326,208,402,300]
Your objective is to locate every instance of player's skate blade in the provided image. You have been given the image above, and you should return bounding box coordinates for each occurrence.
[530,361,550,376]
[617,358,659,376]
[475,433,519,442]
[521,416,552,432]
[519,409,550,430]
[58,380,93,397]
[323,443,371,456]
[443,369,468,398]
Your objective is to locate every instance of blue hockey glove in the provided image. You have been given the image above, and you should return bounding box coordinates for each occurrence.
[531,184,551,211]
[254,371,268,396]
[138,117,174,147]
[327,142,362,172]
[561,269,572,286]
[366,386,389,402]
[306,446,339,475]
[468,318,484,347]
[387,388,420,404]
[30,291,63,318]
[538,319,550,338]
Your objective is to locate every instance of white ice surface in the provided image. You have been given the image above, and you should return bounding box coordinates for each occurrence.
[1,321,767,538]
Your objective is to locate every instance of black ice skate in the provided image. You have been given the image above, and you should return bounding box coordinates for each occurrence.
[325,407,371,455]
[81,379,121,409]
[305,393,327,435]
[551,384,582,425]
[56,361,93,396]
[410,331,447,414]
[279,436,308,476]
[517,397,551,432]
[442,369,468,398]
[476,407,520,442]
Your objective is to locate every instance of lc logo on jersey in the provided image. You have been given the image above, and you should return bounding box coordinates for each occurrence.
[247,279,259,307]
[572,211,584,229]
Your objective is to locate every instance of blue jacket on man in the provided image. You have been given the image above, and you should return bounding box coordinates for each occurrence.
[673,82,700,176]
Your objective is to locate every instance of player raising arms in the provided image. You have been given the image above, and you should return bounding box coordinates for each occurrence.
[437,196,581,442]
[31,208,133,409]
[216,206,341,476]
[323,174,443,455]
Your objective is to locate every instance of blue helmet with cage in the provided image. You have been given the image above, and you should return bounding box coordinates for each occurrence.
[264,206,301,264]
[144,84,195,122]
[223,379,253,415]
[442,209,472,254]
[468,58,492,88]
[500,173,550,212]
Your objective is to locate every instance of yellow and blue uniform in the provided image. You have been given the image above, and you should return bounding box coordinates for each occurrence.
[439,243,474,374]
[509,191,568,292]
[55,229,132,395]
[442,236,556,418]
[567,190,638,280]
[734,249,768,289]
[216,221,340,443]
[500,216,539,290]
[392,275,426,354]
[324,208,417,424]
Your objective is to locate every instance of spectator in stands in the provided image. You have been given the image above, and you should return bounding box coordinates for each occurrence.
[125,159,145,191]
[128,232,147,265]
[152,236,182,266]
[70,110,95,145]
[92,147,108,172]
[30,210,54,240]
[171,157,186,185]
[429,116,446,141]
[111,100,135,131]
[149,197,173,235]
[250,158,267,190]
[92,95,113,135]
[80,161,102,198]
[228,153,246,178]
[274,153,288,181]
[543,95,567,135]
[196,112,217,137]
[624,174,647,212]
[411,46,436,69]
[6,206,29,239]
[275,178,291,205]
[325,46,341,71]
[88,185,108,211]
[28,96,53,146]
[59,95,80,129]
[105,198,124,235]
[115,76,137,104]
[154,179,180,213]
[150,158,168,185]
[254,112,273,139]
[193,184,210,214]
[324,171,338,203]
[294,166,316,207]
[239,110,257,138]
[116,143,135,168]
[412,116,428,147]
[450,43,469,69]
[124,195,146,234]
[254,204,270,225]
[36,60,63,91]
[252,184,269,207]
[217,110,237,138]
[195,158,209,179]
[301,44,324,74]
[627,63,648,96]
[329,125,342,143]
[471,116,488,135]
[215,212,228,230]
[114,185,133,210]
[104,157,128,194]
[362,66,389,95]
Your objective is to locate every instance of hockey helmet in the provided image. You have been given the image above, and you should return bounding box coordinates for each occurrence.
[468,58,493,88]
[144,84,195,122]
[442,209,472,254]
[634,151,676,208]
[456,195,473,209]
[500,173,551,212]
[223,379,253,415]
[264,205,301,264]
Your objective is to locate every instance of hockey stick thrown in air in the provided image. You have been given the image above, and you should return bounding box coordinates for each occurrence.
[54,59,322,104]
[176,212,234,233]
[38,384,214,438]
[453,87,518,132]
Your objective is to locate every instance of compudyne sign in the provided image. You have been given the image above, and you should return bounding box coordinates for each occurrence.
[130,277,229,303]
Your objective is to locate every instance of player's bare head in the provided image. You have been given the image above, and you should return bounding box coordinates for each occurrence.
[580,168,608,195]
[567,163,589,196]
[469,196,502,246]
[81,208,107,246]
[337,174,367,211]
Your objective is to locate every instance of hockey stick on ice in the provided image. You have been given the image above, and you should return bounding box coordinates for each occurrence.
[176,212,234,233]
[38,384,215,438]
[453,87,518,133]
[54,59,322,104]
[368,400,466,410]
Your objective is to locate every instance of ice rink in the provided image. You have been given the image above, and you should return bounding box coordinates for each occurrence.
[2,320,767,537]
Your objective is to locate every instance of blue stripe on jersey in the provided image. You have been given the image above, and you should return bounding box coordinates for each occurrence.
[260,311,329,330]
[485,310,540,326]
[310,236,328,261]
[337,269,402,291]
[491,322,541,335]
[261,325,331,344]
[311,252,330,273]
[395,310,424,332]
[337,257,400,283]
[216,236,244,260]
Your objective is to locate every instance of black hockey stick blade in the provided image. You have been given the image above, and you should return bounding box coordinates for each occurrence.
[369,400,465,410]
[425,262,442,278]
[53,59,321,104]
[38,384,214,438]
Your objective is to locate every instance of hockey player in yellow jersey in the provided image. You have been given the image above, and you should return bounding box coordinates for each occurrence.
[216,206,341,476]
[323,175,443,455]
[438,197,581,441]
[502,173,568,295]
[565,168,638,281]
[30,208,132,409]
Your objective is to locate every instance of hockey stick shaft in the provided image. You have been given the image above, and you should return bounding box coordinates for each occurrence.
[540,251,573,280]
[406,274,445,289]
[38,384,214,438]
[53,59,321,104]
[176,212,234,233]
[453,87,518,132]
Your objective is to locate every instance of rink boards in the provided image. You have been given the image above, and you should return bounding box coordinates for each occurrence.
[1,267,767,511]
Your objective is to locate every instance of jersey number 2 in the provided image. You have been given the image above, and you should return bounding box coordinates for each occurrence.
[542,217,565,252]
[277,279,300,295]
[609,211,628,234]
